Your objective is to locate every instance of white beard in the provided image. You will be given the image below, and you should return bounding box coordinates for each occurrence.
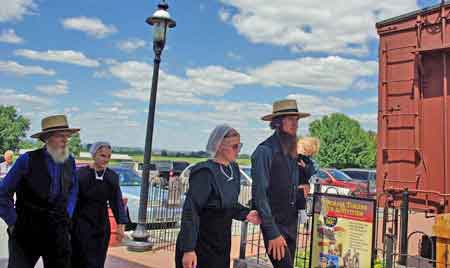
[46,145,70,163]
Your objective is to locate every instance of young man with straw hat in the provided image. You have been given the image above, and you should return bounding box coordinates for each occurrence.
[251,99,312,268]
[0,115,79,268]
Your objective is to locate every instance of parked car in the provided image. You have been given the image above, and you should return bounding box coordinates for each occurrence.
[117,161,159,178]
[111,167,141,186]
[152,160,190,188]
[341,168,376,193]
[113,167,183,230]
[154,160,189,179]
[310,168,367,195]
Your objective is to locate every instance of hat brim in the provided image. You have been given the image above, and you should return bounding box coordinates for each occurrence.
[262,112,310,121]
[30,128,80,139]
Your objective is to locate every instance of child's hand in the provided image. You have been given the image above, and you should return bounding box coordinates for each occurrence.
[298,159,306,168]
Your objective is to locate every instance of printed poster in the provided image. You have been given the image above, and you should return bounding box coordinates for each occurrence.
[310,194,376,268]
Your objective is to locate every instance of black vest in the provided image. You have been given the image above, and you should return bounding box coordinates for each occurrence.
[16,148,73,218]
[261,134,298,225]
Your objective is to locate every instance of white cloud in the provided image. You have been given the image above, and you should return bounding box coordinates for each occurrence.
[109,61,151,89]
[64,106,80,114]
[117,38,146,53]
[158,100,273,151]
[287,93,343,117]
[227,51,242,60]
[219,0,418,55]
[0,88,51,107]
[61,17,117,39]
[350,113,378,130]
[367,96,378,103]
[186,65,255,95]
[14,49,100,67]
[352,77,377,91]
[35,80,69,95]
[109,61,255,104]
[250,56,377,92]
[97,106,136,115]
[93,70,109,79]
[0,60,55,76]
[0,29,24,44]
[110,56,377,107]
[287,93,376,116]
[0,0,36,22]
[286,93,379,133]
[219,8,231,22]
[69,108,142,147]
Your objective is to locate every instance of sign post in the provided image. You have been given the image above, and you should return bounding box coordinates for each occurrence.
[309,193,376,268]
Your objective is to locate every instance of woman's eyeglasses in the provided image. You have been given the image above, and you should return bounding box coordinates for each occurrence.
[226,143,243,152]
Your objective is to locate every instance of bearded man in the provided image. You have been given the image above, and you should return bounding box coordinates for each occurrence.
[0,115,79,268]
[251,99,312,268]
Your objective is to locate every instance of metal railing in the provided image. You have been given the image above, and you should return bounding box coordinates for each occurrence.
[143,176,254,251]
[135,176,449,268]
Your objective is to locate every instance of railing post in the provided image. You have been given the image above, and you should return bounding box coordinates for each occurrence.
[398,190,409,265]
[233,221,249,268]
[239,221,248,259]
[385,233,394,268]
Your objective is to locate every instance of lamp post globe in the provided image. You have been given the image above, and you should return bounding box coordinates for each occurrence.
[146,2,176,56]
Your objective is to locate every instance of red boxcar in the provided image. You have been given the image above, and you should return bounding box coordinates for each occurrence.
[376,2,450,213]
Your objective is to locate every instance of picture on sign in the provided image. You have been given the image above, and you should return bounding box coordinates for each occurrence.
[309,193,376,268]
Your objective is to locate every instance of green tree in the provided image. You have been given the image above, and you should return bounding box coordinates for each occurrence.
[18,139,42,150]
[69,132,82,157]
[0,106,30,152]
[309,113,376,169]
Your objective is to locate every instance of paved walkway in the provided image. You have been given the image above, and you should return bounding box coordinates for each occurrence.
[108,235,251,268]
[0,255,156,268]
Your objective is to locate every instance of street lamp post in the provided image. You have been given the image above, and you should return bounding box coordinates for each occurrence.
[128,0,176,252]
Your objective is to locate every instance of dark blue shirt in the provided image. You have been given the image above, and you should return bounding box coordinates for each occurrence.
[251,133,300,240]
[0,150,78,226]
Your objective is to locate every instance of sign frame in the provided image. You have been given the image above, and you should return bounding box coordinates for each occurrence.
[308,192,377,268]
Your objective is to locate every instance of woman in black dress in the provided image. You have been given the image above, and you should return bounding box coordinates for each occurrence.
[71,142,129,268]
[175,125,261,268]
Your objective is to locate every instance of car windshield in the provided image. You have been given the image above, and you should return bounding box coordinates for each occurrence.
[316,170,329,180]
[328,169,352,181]
[173,162,189,171]
[343,170,369,181]
[114,168,141,186]
[154,161,172,169]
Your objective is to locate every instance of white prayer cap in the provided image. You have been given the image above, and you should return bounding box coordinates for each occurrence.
[89,141,112,157]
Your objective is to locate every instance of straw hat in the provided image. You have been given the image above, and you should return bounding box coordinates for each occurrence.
[262,99,310,121]
[31,115,80,140]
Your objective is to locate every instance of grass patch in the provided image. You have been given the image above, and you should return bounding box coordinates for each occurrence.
[75,154,251,166]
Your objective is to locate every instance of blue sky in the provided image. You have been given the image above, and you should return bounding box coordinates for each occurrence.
[0,0,440,153]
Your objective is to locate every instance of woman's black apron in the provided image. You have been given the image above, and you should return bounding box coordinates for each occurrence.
[71,167,114,268]
[175,161,245,268]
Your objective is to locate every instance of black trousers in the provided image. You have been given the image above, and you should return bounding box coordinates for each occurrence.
[263,223,298,268]
[8,235,71,268]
